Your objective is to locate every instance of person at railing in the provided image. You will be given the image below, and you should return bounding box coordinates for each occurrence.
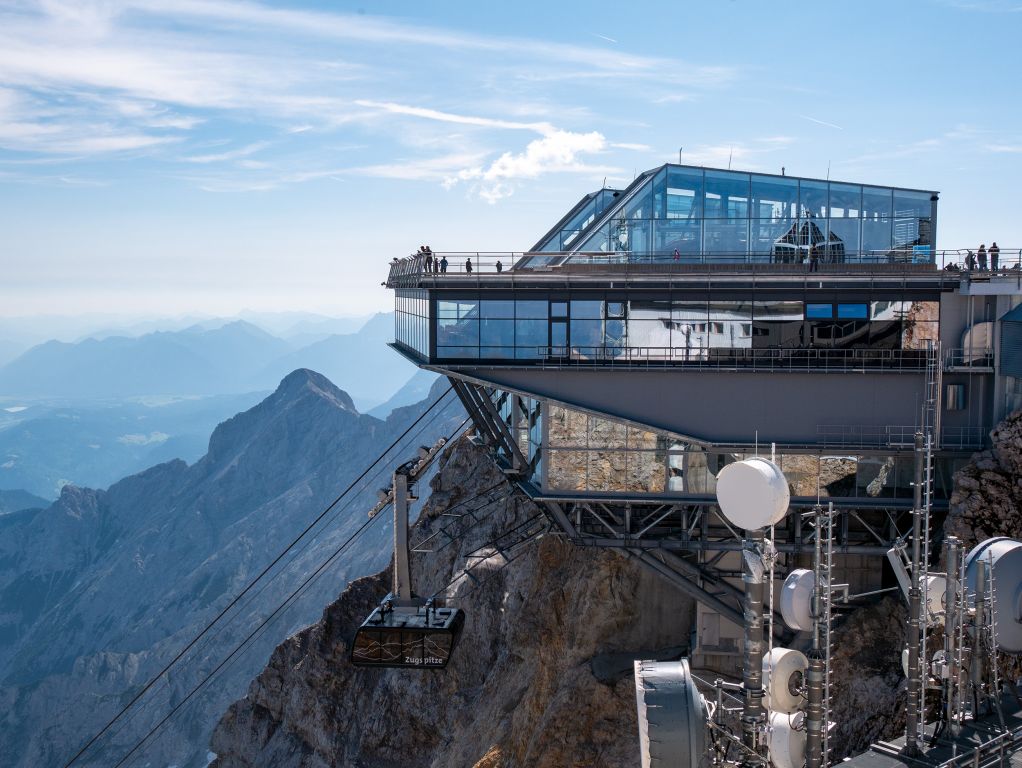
[966,250,977,270]
[439,255,448,273]
[465,258,473,274]
[495,259,503,273]
[978,243,988,271]
[808,246,819,273]
[423,249,433,273]
[990,242,1000,272]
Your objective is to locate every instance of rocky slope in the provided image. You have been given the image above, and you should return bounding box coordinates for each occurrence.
[0,369,462,768]
[210,438,695,768]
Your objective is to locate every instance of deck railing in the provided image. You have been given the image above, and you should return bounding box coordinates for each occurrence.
[388,248,1022,284]
[510,345,931,372]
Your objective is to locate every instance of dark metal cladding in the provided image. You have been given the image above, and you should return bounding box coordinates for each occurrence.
[350,604,465,669]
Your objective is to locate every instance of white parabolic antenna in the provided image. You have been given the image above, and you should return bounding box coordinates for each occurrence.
[634,658,706,768]
[965,537,1022,653]
[715,457,790,531]
[762,647,808,714]
[780,569,815,632]
[768,711,806,768]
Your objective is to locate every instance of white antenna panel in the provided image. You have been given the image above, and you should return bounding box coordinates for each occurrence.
[780,569,815,632]
[715,457,790,531]
[965,537,1022,653]
[634,658,707,768]
[768,711,807,768]
[925,574,946,623]
[762,647,808,714]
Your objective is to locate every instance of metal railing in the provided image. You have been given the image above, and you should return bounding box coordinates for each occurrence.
[505,345,931,372]
[387,247,1022,284]
[817,424,984,449]
[944,347,994,369]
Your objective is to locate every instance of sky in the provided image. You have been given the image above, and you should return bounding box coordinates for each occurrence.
[1,0,1021,319]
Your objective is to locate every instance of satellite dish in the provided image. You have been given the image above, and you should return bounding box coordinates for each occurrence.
[715,457,790,531]
[924,574,946,624]
[634,658,707,768]
[964,538,1022,653]
[780,569,815,632]
[762,647,808,714]
[768,711,806,768]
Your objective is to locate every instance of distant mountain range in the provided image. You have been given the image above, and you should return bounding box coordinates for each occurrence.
[0,312,416,411]
[0,369,464,768]
[0,489,47,515]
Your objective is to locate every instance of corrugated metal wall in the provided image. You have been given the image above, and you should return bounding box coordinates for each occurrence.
[1001,320,1022,377]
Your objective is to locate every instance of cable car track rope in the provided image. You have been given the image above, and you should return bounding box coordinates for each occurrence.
[63,385,459,768]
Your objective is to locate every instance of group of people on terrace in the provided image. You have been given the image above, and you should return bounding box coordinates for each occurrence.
[964,243,1004,271]
[398,247,506,275]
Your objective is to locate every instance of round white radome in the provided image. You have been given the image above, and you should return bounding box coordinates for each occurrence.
[780,569,815,632]
[715,457,790,531]
[762,647,808,714]
[768,711,806,768]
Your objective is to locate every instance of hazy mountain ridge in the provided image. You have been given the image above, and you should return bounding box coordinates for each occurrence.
[0,489,47,515]
[0,369,463,768]
[0,312,414,411]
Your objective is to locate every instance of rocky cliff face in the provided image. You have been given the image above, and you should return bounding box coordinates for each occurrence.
[209,410,1022,768]
[210,437,695,768]
[0,369,462,768]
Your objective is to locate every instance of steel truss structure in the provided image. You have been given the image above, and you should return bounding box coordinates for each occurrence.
[447,374,931,634]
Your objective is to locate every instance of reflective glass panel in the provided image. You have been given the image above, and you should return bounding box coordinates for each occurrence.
[516,319,547,348]
[806,303,833,319]
[893,190,932,218]
[516,300,548,319]
[704,170,750,218]
[862,218,893,255]
[751,175,798,220]
[837,303,868,319]
[862,186,893,218]
[800,180,828,218]
[754,301,803,319]
[571,300,604,319]
[703,220,749,256]
[653,220,701,258]
[480,300,515,318]
[570,319,603,347]
[828,183,861,218]
[665,166,703,219]
[551,301,568,317]
[752,219,796,255]
[480,319,515,346]
[827,218,860,258]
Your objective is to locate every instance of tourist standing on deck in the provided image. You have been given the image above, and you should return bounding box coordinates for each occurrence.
[495,259,503,273]
[465,258,473,273]
[990,242,1000,272]
[808,247,819,273]
[966,250,977,270]
[440,256,448,273]
[978,244,988,271]
[424,250,433,273]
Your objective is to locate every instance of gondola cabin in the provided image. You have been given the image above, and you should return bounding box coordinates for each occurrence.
[350,602,465,669]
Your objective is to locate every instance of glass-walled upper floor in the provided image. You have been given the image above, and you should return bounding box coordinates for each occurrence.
[391,288,943,366]
[562,164,937,264]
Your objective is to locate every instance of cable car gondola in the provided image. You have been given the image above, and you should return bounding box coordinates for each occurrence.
[349,443,466,670]
[350,598,464,668]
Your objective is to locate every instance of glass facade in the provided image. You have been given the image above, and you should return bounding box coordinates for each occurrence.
[395,289,430,357]
[541,402,962,500]
[534,188,622,252]
[567,164,935,263]
[426,291,938,362]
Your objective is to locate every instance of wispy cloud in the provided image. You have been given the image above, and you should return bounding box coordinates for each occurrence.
[183,141,270,163]
[445,129,611,203]
[592,33,618,44]
[800,115,844,130]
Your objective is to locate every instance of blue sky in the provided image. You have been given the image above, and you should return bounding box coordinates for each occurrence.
[1,0,1020,318]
